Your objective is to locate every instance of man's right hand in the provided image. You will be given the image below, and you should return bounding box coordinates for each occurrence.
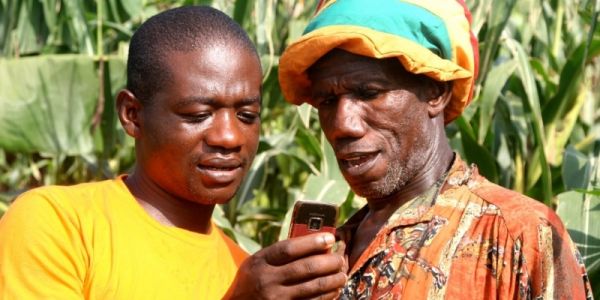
[224,233,347,299]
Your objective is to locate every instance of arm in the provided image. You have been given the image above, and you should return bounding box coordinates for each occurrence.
[0,190,86,299]
[224,233,347,300]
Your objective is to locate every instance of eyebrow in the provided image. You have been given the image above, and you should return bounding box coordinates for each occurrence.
[311,78,390,96]
[174,96,261,109]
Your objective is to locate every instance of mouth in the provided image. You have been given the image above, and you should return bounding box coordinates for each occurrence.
[199,165,240,171]
[197,158,244,185]
[338,151,379,170]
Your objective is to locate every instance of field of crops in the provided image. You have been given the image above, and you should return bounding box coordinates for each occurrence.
[1,0,599,294]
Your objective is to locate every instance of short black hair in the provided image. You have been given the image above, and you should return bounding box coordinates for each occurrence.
[127,6,259,103]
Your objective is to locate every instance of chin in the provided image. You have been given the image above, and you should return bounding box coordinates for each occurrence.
[350,182,388,200]
[188,187,238,205]
[349,173,408,200]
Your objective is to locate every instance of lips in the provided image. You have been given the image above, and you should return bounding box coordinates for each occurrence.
[197,157,243,185]
[337,151,380,177]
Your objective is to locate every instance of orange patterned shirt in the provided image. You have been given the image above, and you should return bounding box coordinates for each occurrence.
[338,155,592,299]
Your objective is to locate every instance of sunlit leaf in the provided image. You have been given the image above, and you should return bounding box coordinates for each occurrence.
[556,190,600,297]
[213,205,261,254]
[0,55,98,155]
[120,0,144,18]
[477,58,517,143]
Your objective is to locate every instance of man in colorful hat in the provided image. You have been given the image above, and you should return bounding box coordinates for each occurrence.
[279,0,592,298]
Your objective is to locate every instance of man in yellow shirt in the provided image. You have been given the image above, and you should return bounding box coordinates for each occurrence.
[0,6,346,299]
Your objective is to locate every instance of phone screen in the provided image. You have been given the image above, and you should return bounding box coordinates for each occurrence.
[288,201,338,238]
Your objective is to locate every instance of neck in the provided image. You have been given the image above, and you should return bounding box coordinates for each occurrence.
[124,169,215,234]
[367,124,453,216]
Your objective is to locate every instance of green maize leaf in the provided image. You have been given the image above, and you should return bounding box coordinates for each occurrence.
[213,205,261,254]
[546,83,592,166]
[477,58,517,143]
[106,0,122,24]
[40,0,57,31]
[0,55,98,155]
[476,0,517,84]
[557,140,600,296]
[455,116,499,182]
[233,0,254,27]
[235,147,318,210]
[562,146,593,190]
[95,57,126,176]
[320,131,345,182]
[295,124,322,161]
[63,0,93,55]
[235,150,269,210]
[302,173,350,206]
[119,0,143,19]
[297,103,313,129]
[300,131,348,205]
[13,0,45,56]
[556,190,600,298]
[506,38,552,204]
[529,58,556,100]
[278,204,294,241]
[543,37,600,125]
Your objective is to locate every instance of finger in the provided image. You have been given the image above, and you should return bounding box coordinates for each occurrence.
[279,253,345,284]
[263,233,336,265]
[332,240,346,256]
[333,241,349,274]
[283,272,347,299]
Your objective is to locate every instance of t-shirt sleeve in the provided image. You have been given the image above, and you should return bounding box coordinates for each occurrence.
[0,189,87,299]
[218,228,249,267]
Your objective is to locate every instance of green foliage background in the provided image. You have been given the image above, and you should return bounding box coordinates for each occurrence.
[0,0,599,295]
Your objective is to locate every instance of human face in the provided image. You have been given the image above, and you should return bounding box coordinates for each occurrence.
[136,45,262,205]
[308,50,434,200]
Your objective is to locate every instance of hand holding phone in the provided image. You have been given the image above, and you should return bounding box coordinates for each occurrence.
[288,200,338,238]
[226,201,345,299]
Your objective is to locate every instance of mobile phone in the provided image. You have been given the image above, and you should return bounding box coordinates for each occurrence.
[288,200,338,238]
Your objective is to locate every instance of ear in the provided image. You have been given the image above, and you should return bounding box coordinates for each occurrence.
[426,81,452,118]
[116,89,143,138]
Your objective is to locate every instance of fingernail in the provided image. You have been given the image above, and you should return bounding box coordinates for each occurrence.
[321,233,335,246]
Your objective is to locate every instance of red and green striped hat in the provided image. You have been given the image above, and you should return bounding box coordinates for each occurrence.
[279,0,479,123]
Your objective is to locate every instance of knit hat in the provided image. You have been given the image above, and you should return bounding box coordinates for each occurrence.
[278,0,479,123]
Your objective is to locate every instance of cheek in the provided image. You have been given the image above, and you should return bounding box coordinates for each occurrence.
[144,120,200,158]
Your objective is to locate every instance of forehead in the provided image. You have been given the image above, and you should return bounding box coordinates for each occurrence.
[157,45,262,103]
[307,49,408,84]
[164,43,260,78]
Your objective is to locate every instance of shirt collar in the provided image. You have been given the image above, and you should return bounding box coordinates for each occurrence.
[337,154,477,242]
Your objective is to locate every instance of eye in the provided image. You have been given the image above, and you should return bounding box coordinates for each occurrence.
[182,112,211,123]
[237,110,260,124]
[355,87,380,100]
[316,94,338,108]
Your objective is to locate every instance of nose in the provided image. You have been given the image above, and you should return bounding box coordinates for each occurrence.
[323,97,367,141]
[205,110,243,151]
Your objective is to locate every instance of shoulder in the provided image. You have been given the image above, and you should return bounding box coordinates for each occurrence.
[442,158,574,261]
[14,177,126,207]
[2,179,126,230]
[469,178,566,238]
[215,225,250,266]
[441,169,591,298]
[443,156,566,239]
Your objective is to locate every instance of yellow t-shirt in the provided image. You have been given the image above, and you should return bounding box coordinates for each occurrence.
[0,177,248,299]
